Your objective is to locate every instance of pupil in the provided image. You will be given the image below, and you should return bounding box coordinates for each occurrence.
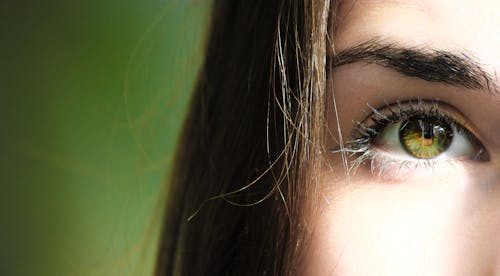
[422,123,433,139]
[399,116,453,158]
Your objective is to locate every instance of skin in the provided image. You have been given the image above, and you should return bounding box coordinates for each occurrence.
[304,0,500,275]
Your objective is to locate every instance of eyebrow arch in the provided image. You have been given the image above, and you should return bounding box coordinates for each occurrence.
[332,39,498,92]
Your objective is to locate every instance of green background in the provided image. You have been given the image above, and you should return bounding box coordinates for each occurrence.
[1,1,209,275]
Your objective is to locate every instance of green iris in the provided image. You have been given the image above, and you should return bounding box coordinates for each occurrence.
[399,116,453,159]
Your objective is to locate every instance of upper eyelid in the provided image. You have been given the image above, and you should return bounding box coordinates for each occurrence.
[354,99,477,138]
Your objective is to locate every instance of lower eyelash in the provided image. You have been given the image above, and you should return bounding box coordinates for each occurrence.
[332,99,463,176]
[345,145,446,176]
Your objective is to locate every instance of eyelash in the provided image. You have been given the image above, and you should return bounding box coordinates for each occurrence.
[335,99,479,176]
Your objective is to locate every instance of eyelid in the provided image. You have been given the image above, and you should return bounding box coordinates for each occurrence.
[356,99,482,143]
[426,102,477,136]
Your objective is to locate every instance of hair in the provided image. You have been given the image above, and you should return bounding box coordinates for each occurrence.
[156,1,340,275]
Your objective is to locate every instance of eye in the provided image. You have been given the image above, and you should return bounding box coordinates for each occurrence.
[342,99,489,173]
[373,114,486,161]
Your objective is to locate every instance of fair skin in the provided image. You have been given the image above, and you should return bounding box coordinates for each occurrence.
[305,0,500,275]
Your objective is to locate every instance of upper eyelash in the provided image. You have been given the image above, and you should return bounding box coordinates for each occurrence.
[354,99,464,139]
[332,99,471,175]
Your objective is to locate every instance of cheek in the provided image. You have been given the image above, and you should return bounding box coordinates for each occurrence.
[303,163,500,276]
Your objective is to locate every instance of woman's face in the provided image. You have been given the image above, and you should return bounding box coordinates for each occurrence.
[305,0,500,275]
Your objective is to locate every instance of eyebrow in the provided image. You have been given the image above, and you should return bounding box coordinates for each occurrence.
[332,39,498,92]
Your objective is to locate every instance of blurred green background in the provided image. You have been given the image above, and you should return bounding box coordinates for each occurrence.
[1,1,209,275]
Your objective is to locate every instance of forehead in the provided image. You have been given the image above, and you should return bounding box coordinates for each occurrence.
[334,0,500,69]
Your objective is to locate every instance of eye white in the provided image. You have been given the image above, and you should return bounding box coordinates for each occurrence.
[372,120,476,161]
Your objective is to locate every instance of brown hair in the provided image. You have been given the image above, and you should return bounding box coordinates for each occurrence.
[156,1,338,274]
